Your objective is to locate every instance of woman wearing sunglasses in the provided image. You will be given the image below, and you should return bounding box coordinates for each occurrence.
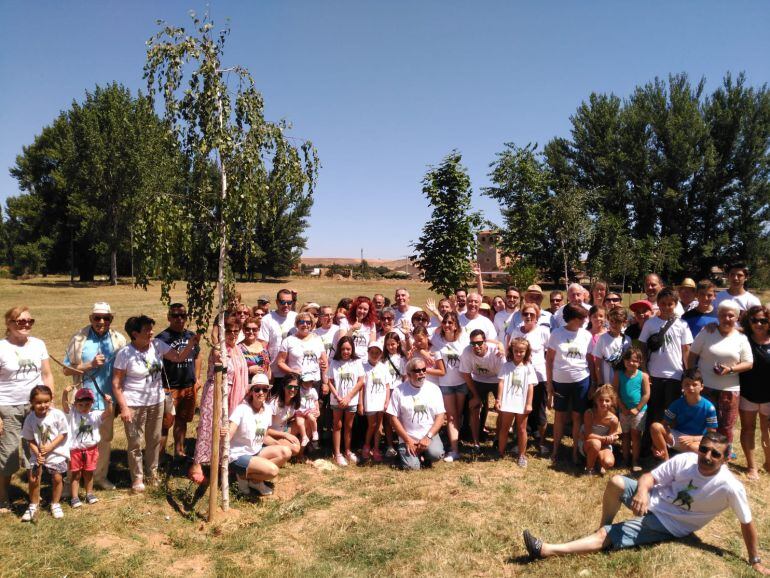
[276,313,327,391]
[739,305,770,480]
[229,375,292,497]
[239,315,271,381]
[189,318,248,485]
[0,306,54,513]
[265,374,304,458]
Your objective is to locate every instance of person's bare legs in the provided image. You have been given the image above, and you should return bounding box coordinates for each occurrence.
[551,410,567,460]
[740,410,758,479]
[258,445,291,468]
[343,412,356,454]
[469,396,481,446]
[584,439,601,470]
[539,527,612,557]
[760,413,770,472]
[571,410,582,463]
[630,429,642,469]
[497,412,515,456]
[332,409,343,457]
[443,393,464,454]
[515,414,528,457]
[649,422,670,460]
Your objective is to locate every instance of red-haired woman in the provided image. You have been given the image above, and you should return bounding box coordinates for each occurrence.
[335,296,378,359]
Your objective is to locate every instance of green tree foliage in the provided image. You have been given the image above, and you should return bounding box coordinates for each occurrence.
[8,84,180,282]
[487,73,770,286]
[141,14,318,333]
[412,151,482,296]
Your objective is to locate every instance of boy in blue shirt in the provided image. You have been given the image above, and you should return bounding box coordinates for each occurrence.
[650,368,717,461]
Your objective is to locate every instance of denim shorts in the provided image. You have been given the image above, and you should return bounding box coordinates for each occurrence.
[552,377,590,413]
[230,451,262,475]
[330,405,358,414]
[603,476,676,549]
[439,383,468,396]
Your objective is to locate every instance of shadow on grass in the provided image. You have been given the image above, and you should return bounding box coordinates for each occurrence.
[19,279,135,288]
[680,533,744,563]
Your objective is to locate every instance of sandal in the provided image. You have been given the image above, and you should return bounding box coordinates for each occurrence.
[746,468,760,481]
[523,529,543,560]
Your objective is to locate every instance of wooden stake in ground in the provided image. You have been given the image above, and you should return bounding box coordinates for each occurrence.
[208,364,223,522]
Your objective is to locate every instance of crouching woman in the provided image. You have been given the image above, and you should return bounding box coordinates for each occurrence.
[229,381,291,497]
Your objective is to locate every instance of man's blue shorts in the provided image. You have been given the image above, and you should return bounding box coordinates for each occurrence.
[602,476,677,549]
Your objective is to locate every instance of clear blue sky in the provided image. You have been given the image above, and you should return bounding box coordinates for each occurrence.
[2,1,769,260]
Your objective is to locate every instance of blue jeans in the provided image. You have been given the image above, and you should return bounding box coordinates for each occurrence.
[602,476,676,549]
[397,436,445,470]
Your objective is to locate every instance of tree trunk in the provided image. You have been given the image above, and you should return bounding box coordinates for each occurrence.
[561,237,569,290]
[110,250,118,286]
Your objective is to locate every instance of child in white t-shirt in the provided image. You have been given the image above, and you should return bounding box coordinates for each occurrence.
[328,336,365,466]
[381,332,406,458]
[21,385,69,521]
[361,345,392,462]
[495,338,537,467]
[62,385,111,508]
[296,377,320,448]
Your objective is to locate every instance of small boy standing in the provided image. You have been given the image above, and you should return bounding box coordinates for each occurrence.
[21,385,69,521]
[62,386,111,507]
[650,368,717,461]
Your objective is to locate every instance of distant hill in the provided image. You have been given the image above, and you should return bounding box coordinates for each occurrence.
[301,257,409,270]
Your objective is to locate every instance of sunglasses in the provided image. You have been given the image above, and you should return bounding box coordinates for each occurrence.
[751,318,769,325]
[243,327,259,333]
[286,385,300,390]
[278,299,294,306]
[170,313,188,319]
[225,329,239,335]
[381,316,394,321]
[92,315,113,322]
[75,398,94,403]
[697,445,723,460]
[605,297,621,303]
[522,312,536,318]
[297,320,313,326]
[251,387,270,393]
[411,368,427,374]
[470,341,485,347]
[13,318,35,327]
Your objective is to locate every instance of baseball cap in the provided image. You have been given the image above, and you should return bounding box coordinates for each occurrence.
[257,295,270,304]
[92,302,112,315]
[629,299,654,313]
[75,388,95,401]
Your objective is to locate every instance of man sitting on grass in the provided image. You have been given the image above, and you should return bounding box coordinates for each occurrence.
[523,432,770,574]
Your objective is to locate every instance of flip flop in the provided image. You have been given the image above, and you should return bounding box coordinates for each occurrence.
[523,529,543,560]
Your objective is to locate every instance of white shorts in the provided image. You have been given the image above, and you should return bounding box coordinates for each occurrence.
[739,397,770,416]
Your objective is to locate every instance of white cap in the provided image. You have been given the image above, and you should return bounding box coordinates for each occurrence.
[92,302,112,315]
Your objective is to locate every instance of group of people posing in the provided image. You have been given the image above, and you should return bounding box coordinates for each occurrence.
[0,264,768,538]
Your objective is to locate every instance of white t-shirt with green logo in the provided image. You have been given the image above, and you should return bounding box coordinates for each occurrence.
[229,402,273,462]
[386,381,445,441]
[363,361,392,412]
[498,361,538,414]
[114,340,171,407]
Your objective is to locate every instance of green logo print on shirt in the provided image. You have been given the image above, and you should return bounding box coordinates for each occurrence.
[672,479,698,511]
[412,402,429,423]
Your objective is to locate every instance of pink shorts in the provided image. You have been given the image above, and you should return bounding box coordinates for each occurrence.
[739,397,770,416]
[70,445,99,472]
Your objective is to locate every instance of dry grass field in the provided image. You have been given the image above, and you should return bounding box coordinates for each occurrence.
[0,277,769,578]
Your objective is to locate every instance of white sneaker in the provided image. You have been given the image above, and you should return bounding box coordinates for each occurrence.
[51,503,64,519]
[345,451,358,465]
[443,451,460,463]
[334,454,349,467]
[21,505,37,522]
[311,431,319,441]
[248,481,274,496]
[236,477,251,495]
[301,436,310,448]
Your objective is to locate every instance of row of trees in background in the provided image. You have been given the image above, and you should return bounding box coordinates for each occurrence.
[1,83,314,282]
[415,73,770,294]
